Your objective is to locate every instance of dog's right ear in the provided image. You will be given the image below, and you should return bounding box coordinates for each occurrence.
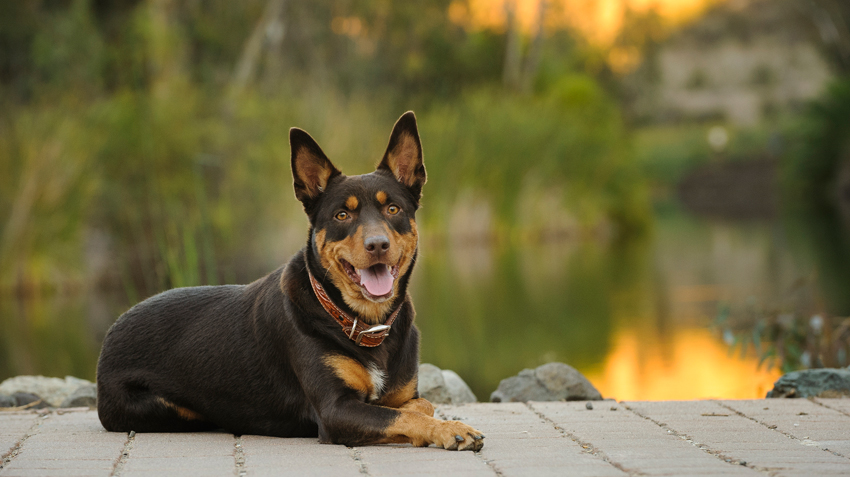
[290,128,341,205]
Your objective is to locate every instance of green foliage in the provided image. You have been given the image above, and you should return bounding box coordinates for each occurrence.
[782,79,850,207]
[715,295,850,374]
[0,103,98,290]
[0,0,652,294]
[421,76,649,236]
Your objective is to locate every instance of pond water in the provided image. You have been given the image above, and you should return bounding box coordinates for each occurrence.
[0,206,840,401]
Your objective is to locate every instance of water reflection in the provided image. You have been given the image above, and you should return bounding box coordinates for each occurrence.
[0,210,825,401]
[414,209,807,400]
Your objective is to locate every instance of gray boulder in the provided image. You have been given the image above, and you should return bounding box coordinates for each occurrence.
[0,393,16,408]
[418,364,477,404]
[61,383,97,408]
[13,392,49,409]
[491,362,602,402]
[440,369,477,404]
[767,368,850,398]
[0,376,95,407]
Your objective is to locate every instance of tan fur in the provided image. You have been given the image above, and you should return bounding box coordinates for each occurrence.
[385,132,420,187]
[380,409,482,450]
[294,149,335,198]
[346,196,359,210]
[376,191,387,205]
[377,380,418,409]
[398,397,435,416]
[157,397,204,421]
[323,355,372,397]
[391,220,419,279]
[317,222,418,324]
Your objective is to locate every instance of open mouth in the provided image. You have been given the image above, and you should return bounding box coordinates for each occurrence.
[340,259,399,300]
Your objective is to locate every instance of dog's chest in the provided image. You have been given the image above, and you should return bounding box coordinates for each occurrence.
[366,363,387,402]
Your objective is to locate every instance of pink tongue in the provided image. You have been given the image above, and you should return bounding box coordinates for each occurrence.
[359,264,394,296]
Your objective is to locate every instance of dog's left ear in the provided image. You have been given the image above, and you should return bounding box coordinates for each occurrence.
[378,111,426,202]
[290,128,341,206]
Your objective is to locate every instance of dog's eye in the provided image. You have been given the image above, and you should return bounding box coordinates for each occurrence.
[387,205,400,215]
[335,211,349,221]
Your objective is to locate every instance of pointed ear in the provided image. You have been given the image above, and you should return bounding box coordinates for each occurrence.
[290,128,341,204]
[378,111,426,201]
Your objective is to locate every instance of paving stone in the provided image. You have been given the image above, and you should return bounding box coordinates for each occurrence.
[814,398,850,416]
[357,445,493,476]
[129,432,234,458]
[530,401,759,476]
[624,400,850,476]
[123,456,234,473]
[0,413,42,458]
[1,403,848,476]
[720,398,850,457]
[122,432,235,476]
[3,459,114,470]
[240,435,361,477]
[0,411,125,477]
[1,468,112,477]
[440,403,625,477]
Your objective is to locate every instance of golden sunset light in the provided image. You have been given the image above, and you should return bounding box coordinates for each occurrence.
[457,0,729,44]
[586,328,783,401]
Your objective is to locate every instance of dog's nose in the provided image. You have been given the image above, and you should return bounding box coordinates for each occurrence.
[364,235,390,255]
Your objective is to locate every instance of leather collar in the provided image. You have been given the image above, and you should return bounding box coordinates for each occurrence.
[306,267,401,347]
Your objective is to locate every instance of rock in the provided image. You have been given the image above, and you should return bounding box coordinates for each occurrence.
[491,362,602,402]
[418,364,477,404]
[61,383,97,408]
[0,376,95,407]
[418,364,452,404]
[441,370,477,404]
[766,368,850,398]
[13,392,48,409]
[0,393,15,408]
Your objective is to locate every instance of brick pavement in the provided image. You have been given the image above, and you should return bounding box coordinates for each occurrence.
[1,401,848,476]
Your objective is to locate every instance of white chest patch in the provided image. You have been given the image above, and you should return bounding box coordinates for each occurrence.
[367,364,386,402]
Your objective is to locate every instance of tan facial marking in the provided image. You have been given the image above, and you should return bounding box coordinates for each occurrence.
[323,354,372,397]
[389,219,419,279]
[376,191,387,205]
[318,224,399,323]
[157,397,204,421]
[346,196,359,210]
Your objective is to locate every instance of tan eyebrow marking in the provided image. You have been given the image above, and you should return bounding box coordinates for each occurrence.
[346,196,359,210]
[376,191,387,205]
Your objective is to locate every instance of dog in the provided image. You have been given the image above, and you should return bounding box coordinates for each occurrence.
[96,112,484,451]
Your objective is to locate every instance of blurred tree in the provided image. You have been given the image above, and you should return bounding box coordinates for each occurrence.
[807,0,850,74]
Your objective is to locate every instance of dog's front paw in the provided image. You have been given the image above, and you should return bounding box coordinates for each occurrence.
[433,420,484,451]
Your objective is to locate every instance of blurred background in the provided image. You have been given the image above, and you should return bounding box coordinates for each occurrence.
[2,0,850,401]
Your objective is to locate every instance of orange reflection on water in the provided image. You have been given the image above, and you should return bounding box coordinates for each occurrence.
[585,327,782,401]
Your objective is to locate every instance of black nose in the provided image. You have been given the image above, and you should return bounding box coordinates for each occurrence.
[364,235,390,255]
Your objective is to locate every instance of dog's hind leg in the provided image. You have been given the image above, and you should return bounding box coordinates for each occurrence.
[97,379,216,433]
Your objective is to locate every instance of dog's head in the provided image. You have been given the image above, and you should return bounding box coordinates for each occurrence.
[290,111,426,323]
